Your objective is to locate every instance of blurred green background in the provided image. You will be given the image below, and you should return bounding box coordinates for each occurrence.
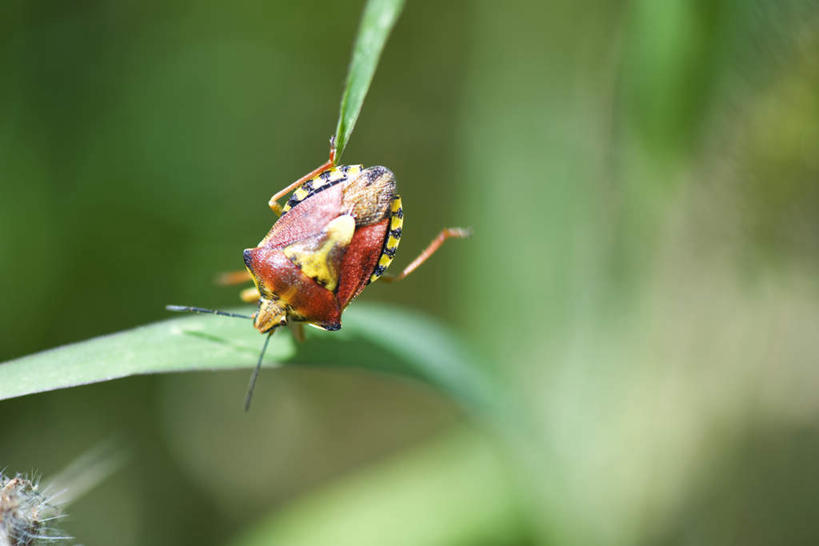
[2,0,819,544]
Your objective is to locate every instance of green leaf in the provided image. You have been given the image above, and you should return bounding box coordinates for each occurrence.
[0,309,295,401]
[0,304,492,412]
[333,0,405,160]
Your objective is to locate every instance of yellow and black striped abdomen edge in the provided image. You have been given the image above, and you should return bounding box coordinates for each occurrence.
[369,195,403,283]
[280,164,363,215]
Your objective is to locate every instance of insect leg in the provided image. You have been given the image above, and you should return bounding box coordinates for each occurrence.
[216,270,253,285]
[268,137,338,215]
[289,322,306,343]
[379,227,471,283]
[240,287,260,303]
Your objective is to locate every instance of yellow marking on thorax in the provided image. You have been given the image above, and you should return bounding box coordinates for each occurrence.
[245,264,263,294]
[283,215,355,291]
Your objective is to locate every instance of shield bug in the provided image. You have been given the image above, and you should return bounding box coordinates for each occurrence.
[169,139,469,410]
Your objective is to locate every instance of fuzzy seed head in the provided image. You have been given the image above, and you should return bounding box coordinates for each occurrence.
[0,473,65,546]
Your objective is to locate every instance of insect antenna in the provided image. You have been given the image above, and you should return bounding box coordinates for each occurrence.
[166,305,253,320]
[244,331,273,412]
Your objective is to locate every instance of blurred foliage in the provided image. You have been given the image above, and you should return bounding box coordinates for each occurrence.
[233,429,530,546]
[2,0,819,545]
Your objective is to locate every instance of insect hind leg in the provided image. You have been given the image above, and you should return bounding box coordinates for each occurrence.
[378,227,471,283]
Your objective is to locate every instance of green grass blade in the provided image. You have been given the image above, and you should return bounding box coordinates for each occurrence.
[0,304,491,413]
[292,304,498,414]
[0,311,295,401]
[333,0,405,160]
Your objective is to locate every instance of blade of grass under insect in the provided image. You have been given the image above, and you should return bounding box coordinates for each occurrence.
[0,304,495,415]
[333,0,405,161]
[0,312,295,402]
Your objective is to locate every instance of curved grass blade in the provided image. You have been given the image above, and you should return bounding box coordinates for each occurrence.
[0,304,492,414]
[0,312,295,402]
[333,0,406,161]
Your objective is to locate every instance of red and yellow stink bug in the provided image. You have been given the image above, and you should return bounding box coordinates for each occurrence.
[169,139,469,409]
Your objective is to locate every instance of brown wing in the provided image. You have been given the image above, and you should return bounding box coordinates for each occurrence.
[341,166,396,226]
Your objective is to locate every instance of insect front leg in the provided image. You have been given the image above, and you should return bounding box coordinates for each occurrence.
[217,270,253,285]
[379,227,471,283]
[240,287,260,302]
[289,322,306,343]
[215,270,258,303]
[268,137,338,216]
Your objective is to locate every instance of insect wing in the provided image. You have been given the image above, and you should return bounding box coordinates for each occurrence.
[258,184,345,249]
[337,218,390,308]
